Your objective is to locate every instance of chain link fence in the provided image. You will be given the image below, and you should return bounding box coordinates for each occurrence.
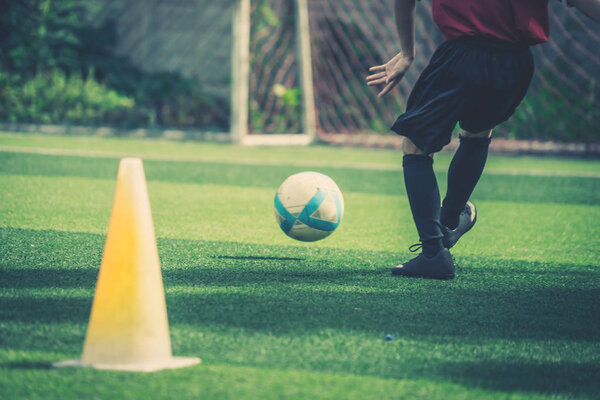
[250,0,599,143]
[94,0,598,143]
[94,0,234,130]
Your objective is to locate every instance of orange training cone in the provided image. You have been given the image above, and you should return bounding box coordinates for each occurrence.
[54,158,200,372]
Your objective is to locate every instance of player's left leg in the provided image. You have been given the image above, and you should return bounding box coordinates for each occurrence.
[401,137,444,257]
[458,129,492,139]
[440,128,491,248]
[392,137,455,280]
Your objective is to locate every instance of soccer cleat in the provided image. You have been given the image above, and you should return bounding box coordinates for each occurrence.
[391,248,455,280]
[442,201,477,249]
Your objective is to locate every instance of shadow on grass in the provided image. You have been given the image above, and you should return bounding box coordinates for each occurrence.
[2,228,600,397]
[2,361,52,370]
[1,228,599,344]
[1,270,598,344]
[434,360,600,398]
[0,261,383,290]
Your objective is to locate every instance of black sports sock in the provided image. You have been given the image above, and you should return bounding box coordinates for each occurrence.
[422,238,444,258]
[403,154,444,257]
[441,136,491,229]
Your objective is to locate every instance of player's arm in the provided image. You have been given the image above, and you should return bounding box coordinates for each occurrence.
[394,0,416,61]
[366,0,416,97]
[567,0,600,23]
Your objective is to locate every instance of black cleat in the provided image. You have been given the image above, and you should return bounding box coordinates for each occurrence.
[442,201,477,249]
[391,248,455,280]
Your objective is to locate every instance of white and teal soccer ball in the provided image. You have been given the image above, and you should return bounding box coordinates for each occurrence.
[274,171,344,242]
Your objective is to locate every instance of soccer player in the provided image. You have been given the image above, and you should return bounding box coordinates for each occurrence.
[366,0,600,279]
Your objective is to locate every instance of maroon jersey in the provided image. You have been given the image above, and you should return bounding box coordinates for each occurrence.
[432,0,551,45]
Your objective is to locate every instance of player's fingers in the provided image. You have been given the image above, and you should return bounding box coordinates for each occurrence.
[388,67,408,82]
[365,72,386,82]
[378,79,398,97]
[368,65,386,72]
[367,77,387,86]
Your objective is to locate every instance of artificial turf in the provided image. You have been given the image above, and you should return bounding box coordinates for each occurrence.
[0,132,599,399]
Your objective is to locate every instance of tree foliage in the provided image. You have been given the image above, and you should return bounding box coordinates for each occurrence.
[0,0,227,129]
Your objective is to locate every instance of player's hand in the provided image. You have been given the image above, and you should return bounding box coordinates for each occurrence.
[366,52,414,97]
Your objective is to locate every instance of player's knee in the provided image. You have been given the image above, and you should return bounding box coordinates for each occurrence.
[402,137,424,155]
[459,129,493,139]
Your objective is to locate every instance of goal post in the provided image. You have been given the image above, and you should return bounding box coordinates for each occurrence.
[230,0,251,145]
[230,0,316,146]
[296,0,317,142]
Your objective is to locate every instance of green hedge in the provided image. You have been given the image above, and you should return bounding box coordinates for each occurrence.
[0,0,228,131]
[0,69,135,125]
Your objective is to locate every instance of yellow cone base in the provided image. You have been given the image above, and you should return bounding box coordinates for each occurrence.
[53,356,200,372]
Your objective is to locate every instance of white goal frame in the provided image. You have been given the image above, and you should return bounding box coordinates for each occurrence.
[230,0,317,146]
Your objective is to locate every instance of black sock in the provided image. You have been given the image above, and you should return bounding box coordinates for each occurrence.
[403,154,444,257]
[441,136,491,229]
[422,238,444,258]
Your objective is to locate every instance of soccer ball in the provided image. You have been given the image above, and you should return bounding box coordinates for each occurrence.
[274,171,344,242]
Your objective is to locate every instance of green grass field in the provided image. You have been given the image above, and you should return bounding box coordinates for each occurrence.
[1,132,599,399]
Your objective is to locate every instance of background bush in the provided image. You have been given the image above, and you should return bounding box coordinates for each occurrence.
[0,69,135,125]
[0,0,225,130]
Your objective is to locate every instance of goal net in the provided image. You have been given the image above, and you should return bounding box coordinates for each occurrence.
[238,0,600,146]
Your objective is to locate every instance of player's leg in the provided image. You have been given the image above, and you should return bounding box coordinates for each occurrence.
[394,136,454,279]
[439,128,491,248]
[401,135,424,155]
[401,137,444,258]
[440,128,491,230]
[437,39,534,249]
[459,129,492,139]
[389,40,470,279]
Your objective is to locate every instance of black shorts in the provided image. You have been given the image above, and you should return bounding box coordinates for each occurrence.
[391,36,534,154]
